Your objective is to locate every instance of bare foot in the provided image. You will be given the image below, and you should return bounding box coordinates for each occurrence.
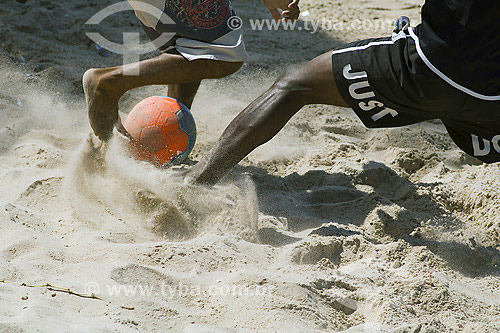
[182,160,209,185]
[116,115,131,139]
[83,68,120,141]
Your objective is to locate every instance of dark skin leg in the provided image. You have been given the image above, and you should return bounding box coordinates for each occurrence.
[186,51,349,185]
[83,53,242,141]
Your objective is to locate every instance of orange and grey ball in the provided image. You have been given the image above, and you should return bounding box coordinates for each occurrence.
[124,96,196,166]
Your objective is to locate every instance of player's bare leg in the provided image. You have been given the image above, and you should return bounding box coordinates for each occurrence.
[167,81,202,109]
[83,53,242,141]
[187,51,348,185]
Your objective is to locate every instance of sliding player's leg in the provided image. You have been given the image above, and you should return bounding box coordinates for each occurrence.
[83,53,242,140]
[188,51,347,185]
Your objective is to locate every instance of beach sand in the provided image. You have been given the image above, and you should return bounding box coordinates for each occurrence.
[1,0,500,331]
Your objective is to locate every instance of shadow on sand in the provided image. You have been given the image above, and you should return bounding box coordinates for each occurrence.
[233,161,500,278]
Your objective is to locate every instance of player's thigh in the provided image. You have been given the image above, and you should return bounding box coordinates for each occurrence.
[283,52,349,107]
[138,53,243,82]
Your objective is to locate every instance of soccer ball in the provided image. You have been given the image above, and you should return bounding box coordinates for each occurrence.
[123,96,196,166]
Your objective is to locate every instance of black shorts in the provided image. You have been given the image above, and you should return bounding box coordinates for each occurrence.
[331,26,500,163]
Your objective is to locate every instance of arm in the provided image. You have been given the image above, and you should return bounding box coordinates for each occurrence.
[263,0,300,21]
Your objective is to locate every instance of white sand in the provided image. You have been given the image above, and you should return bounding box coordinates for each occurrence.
[1,0,500,331]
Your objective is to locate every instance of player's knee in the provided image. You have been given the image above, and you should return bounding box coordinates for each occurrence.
[84,68,106,90]
[273,63,311,102]
[84,67,122,94]
[83,68,98,88]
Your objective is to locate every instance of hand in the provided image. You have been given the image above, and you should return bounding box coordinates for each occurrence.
[263,0,300,21]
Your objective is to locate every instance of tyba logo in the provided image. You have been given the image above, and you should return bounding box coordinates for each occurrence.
[182,0,229,30]
[343,64,399,122]
[85,1,176,75]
